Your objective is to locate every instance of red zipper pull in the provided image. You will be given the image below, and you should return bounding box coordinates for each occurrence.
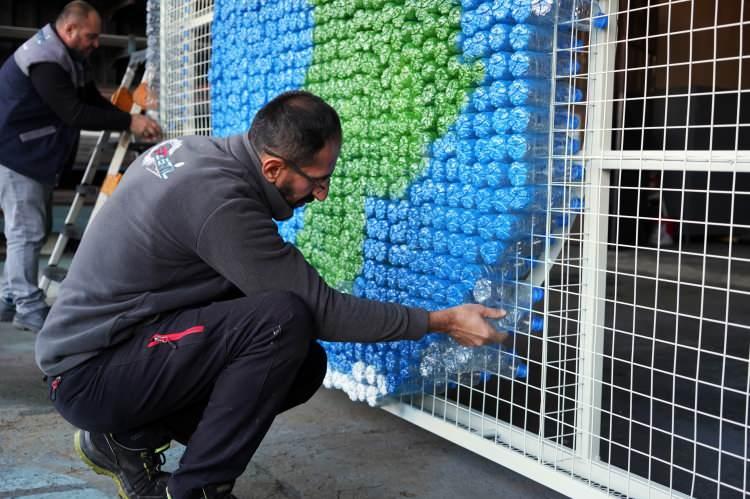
[50,376,62,401]
[149,334,177,349]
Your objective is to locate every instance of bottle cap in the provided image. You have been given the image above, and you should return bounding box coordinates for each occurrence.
[531,286,544,303]
[592,14,609,30]
[530,315,545,332]
[515,363,528,379]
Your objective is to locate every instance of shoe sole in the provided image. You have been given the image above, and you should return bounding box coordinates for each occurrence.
[12,322,40,333]
[74,430,130,499]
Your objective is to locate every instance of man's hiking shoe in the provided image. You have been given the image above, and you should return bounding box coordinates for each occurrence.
[75,430,170,499]
[167,483,238,499]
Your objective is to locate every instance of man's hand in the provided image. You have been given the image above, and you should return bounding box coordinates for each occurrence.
[130,114,162,142]
[428,304,508,346]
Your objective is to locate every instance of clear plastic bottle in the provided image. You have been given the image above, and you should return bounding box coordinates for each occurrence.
[419,342,528,380]
[472,268,545,309]
[555,82,584,103]
[497,237,546,280]
[495,312,544,334]
[507,159,584,185]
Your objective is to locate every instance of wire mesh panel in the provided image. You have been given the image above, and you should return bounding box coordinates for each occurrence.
[159,0,749,497]
[160,0,213,137]
[591,2,749,497]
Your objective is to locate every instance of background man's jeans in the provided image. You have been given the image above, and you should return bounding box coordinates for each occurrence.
[0,164,51,314]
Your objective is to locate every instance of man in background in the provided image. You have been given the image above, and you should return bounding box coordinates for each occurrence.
[0,0,161,333]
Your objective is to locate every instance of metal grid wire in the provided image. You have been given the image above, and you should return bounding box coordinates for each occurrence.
[160,0,213,137]
[159,1,749,497]
[386,1,750,497]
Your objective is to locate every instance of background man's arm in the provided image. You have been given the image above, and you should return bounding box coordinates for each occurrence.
[29,62,131,131]
[29,63,160,139]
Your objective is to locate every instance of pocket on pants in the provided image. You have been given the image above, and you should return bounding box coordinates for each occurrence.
[51,362,102,407]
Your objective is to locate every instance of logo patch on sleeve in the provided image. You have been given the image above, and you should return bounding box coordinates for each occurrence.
[143,139,186,179]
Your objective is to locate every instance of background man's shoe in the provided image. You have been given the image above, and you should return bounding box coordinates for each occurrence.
[12,306,49,333]
[75,430,170,499]
[0,298,15,322]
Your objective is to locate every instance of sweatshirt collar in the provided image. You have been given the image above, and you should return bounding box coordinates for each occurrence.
[227,133,293,221]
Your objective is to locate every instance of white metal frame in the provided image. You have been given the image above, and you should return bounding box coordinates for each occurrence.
[160,0,213,137]
[159,1,749,497]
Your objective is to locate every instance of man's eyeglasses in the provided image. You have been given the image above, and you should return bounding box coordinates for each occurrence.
[252,143,332,193]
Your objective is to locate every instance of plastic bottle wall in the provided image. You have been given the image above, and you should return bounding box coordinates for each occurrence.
[209,0,591,405]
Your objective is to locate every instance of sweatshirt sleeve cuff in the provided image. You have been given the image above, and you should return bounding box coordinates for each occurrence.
[403,306,430,341]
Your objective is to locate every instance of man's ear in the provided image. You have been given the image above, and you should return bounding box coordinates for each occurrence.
[60,22,77,43]
[260,158,284,183]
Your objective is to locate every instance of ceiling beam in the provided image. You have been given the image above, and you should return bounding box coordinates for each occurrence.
[103,0,138,20]
[0,25,146,48]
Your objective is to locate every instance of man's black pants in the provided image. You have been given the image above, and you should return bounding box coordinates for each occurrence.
[50,291,326,498]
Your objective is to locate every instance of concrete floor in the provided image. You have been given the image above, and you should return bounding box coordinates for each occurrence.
[0,304,561,498]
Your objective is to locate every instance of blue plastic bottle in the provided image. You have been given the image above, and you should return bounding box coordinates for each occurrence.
[509,0,557,24]
[492,108,511,134]
[509,106,548,133]
[488,23,513,51]
[509,79,552,106]
[509,23,554,51]
[506,133,549,161]
[507,160,584,185]
[509,50,552,78]
[487,51,513,80]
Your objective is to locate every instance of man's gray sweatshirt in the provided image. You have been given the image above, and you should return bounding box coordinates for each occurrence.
[35,133,429,376]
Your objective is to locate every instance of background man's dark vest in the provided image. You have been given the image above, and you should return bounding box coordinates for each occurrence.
[0,24,86,185]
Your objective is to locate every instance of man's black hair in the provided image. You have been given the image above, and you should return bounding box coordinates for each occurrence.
[249,91,342,166]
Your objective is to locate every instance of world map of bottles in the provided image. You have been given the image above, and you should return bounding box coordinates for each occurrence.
[210,0,594,405]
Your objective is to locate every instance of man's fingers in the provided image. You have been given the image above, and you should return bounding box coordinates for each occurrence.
[456,329,506,347]
[481,306,506,319]
[489,329,508,344]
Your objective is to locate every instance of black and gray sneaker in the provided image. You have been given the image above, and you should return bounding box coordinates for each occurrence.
[12,305,49,333]
[166,482,237,499]
[75,430,170,499]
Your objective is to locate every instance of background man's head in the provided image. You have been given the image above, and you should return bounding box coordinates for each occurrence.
[55,1,101,58]
[250,91,342,208]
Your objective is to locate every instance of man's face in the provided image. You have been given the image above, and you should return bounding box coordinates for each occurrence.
[264,140,340,209]
[60,12,101,58]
